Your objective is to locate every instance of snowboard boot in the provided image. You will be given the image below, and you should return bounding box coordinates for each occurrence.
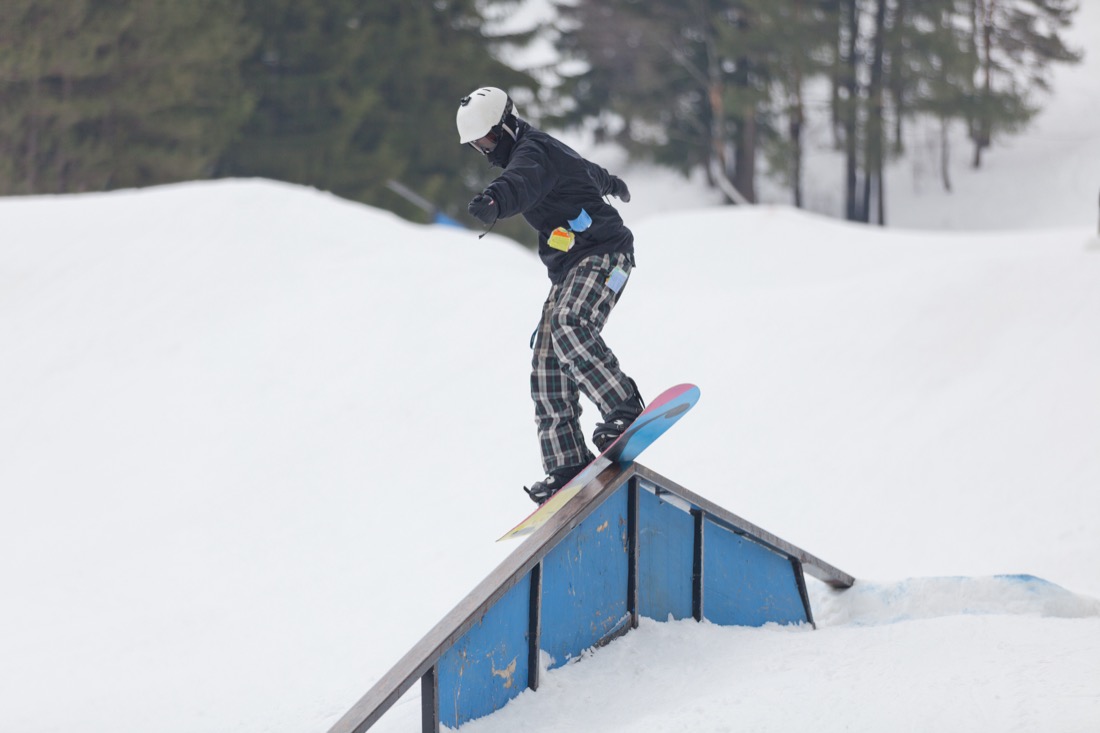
[593,379,646,452]
[524,464,585,505]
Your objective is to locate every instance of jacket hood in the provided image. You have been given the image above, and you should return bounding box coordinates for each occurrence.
[486,116,527,168]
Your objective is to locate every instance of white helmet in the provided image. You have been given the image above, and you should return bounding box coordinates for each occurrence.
[456,87,518,144]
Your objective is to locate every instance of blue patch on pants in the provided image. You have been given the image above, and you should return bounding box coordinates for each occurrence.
[606,266,628,294]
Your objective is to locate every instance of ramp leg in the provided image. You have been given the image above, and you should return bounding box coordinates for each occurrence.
[791,558,816,629]
[628,478,640,630]
[528,563,542,691]
[421,666,439,733]
[692,509,705,621]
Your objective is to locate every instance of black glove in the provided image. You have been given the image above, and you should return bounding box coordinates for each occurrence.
[468,192,499,226]
[610,176,631,203]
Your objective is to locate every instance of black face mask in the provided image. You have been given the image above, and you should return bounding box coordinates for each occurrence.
[486,115,519,168]
[486,133,514,168]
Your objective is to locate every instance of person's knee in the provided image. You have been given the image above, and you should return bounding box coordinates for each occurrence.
[548,306,589,354]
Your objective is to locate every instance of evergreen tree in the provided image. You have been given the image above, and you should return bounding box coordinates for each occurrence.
[554,1,720,180]
[555,0,1079,222]
[967,0,1080,167]
[220,0,534,228]
[887,0,977,190]
[0,0,256,195]
[746,0,838,207]
[557,0,836,205]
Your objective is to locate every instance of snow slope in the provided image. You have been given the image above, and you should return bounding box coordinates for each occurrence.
[1,179,1098,732]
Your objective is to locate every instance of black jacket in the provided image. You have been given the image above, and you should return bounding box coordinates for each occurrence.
[484,119,634,283]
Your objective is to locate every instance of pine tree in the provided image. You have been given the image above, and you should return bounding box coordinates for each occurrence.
[887,0,977,190]
[752,0,838,207]
[220,0,533,227]
[556,0,1079,223]
[556,0,837,206]
[0,0,256,195]
[967,0,1081,167]
[554,1,724,182]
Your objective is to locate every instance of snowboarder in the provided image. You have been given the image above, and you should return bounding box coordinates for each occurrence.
[457,86,644,505]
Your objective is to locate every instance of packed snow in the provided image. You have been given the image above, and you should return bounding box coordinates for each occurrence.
[3,6,1100,729]
[2,176,1098,733]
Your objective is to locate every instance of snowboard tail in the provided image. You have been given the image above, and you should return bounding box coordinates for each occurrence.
[499,383,699,541]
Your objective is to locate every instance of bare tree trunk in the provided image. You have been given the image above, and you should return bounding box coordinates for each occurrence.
[707,79,729,200]
[26,77,40,194]
[728,8,757,204]
[876,162,885,225]
[941,116,953,192]
[844,0,861,221]
[890,0,908,152]
[830,0,844,148]
[973,0,994,168]
[702,28,751,206]
[704,17,747,205]
[57,76,73,191]
[789,0,806,208]
[866,0,887,225]
[734,106,757,203]
[790,82,805,208]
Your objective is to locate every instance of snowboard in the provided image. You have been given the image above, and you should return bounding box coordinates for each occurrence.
[498,383,700,541]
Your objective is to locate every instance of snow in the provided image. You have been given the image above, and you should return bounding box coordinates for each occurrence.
[2,178,1098,733]
[3,7,1100,729]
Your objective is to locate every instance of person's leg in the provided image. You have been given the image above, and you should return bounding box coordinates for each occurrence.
[531,285,594,476]
[548,253,640,420]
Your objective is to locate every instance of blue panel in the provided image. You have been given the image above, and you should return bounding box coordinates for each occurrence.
[540,488,629,669]
[637,487,695,621]
[437,573,531,729]
[702,518,807,627]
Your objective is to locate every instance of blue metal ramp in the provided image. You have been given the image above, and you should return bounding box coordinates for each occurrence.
[329,462,854,733]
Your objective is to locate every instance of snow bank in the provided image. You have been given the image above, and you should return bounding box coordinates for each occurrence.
[813,575,1100,627]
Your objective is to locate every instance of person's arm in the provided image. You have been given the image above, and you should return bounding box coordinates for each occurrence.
[485,144,556,218]
[585,160,631,202]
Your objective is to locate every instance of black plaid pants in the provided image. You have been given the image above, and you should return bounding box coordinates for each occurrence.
[531,252,635,473]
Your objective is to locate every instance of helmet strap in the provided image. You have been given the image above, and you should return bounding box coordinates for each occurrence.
[499,97,517,140]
